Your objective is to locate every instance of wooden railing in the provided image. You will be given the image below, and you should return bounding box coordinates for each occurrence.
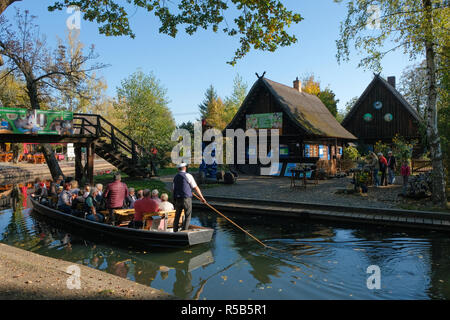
[72,113,151,169]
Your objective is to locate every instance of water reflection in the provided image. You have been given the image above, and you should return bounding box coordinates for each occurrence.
[1,180,450,299]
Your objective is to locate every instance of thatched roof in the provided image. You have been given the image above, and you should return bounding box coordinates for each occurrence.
[226,77,357,140]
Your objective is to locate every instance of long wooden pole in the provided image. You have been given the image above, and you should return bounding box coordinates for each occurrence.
[193,194,271,250]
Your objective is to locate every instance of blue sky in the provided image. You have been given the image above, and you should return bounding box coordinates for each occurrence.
[3,1,421,125]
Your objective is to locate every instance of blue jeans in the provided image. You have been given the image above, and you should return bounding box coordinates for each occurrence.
[86,213,104,223]
[388,168,395,184]
[402,176,409,195]
[373,169,379,186]
[58,204,72,214]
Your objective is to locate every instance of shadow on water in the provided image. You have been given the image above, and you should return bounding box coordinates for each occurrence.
[1,180,450,299]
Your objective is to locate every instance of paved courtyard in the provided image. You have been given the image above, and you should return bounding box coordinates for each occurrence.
[160,174,407,210]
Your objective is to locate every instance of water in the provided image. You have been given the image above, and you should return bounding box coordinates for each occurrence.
[1,186,450,299]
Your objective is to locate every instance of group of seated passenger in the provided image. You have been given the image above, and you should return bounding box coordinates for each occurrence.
[124,187,174,212]
[33,176,106,223]
[33,176,174,230]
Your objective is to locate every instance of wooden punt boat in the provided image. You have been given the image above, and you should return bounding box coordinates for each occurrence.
[30,198,214,248]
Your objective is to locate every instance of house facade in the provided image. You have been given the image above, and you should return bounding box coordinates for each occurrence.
[225,76,357,176]
[342,74,422,151]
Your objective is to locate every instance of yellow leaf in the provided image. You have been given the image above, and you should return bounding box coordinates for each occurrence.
[221,275,228,281]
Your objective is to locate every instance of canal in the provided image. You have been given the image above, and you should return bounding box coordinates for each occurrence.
[0,184,449,299]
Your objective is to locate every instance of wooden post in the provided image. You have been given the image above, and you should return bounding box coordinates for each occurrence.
[75,143,83,182]
[86,142,94,186]
[96,115,101,137]
[131,140,137,167]
[111,127,116,150]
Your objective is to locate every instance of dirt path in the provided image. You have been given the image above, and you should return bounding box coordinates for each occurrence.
[0,243,176,300]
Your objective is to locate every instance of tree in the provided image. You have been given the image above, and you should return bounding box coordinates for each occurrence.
[178,121,194,137]
[0,70,29,108]
[318,88,339,117]
[301,74,321,96]
[301,74,340,117]
[0,9,106,179]
[399,61,429,117]
[198,85,218,120]
[53,30,109,114]
[336,96,358,123]
[0,0,303,66]
[115,70,176,166]
[205,96,227,130]
[437,51,449,185]
[335,0,449,206]
[224,74,248,124]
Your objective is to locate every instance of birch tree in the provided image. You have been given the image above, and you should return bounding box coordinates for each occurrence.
[335,0,449,206]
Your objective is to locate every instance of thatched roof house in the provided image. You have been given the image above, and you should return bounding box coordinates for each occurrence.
[225,76,356,176]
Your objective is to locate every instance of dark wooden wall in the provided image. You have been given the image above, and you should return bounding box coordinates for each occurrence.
[343,78,419,143]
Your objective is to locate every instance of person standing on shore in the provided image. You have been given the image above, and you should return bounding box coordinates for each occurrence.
[103,173,129,225]
[378,152,388,186]
[172,163,206,232]
[369,151,379,186]
[401,160,411,196]
[387,151,397,185]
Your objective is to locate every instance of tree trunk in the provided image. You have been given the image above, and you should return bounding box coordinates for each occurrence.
[27,78,65,181]
[0,0,21,16]
[41,143,64,179]
[423,0,447,206]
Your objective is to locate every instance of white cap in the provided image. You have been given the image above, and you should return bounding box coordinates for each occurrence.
[177,162,187,168]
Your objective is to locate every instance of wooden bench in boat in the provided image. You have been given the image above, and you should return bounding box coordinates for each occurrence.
[102,208,185,230]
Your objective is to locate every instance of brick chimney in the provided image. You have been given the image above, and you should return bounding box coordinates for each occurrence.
[387,76,396,88]
[293,77,302,92]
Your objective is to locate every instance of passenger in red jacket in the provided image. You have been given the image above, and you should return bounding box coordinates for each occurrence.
[103,173,129,225]
[130,189,160,229]
[401,160,411,195]
[378,153,388,186]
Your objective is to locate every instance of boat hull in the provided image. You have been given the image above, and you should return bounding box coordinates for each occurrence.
[30,199,214,249]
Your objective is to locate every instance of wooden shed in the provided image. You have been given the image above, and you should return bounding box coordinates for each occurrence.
[342,74,422,149]
[225,76,357,176]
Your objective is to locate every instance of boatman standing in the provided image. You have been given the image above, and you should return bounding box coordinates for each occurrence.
[173,163,206,232]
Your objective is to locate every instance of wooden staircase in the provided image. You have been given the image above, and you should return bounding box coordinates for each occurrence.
[73,113,155,178]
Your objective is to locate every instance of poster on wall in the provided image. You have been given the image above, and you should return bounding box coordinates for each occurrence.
[284,163,299,177]
[246,112,282,132]
[0,108,74,135]
[261,162,283,176]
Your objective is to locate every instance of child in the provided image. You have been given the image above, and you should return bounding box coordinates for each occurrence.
[401,160,411,196]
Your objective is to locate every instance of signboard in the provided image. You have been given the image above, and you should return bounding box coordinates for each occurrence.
[246,112,282,131]
[261,162,283,176]
[67,143,75,160]
[0,108,73,135]
[279,145,289,158]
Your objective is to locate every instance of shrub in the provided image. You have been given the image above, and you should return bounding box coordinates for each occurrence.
[343,146,360,161]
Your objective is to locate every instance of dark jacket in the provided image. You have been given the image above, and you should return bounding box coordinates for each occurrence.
[387,155,396,169]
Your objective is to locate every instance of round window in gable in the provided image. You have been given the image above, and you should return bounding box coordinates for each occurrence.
[384,113,393,122]
[373,101,383,110]
[363,113,373,122]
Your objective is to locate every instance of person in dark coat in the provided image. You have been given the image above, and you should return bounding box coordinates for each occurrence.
[172,163,206,232]
[387,151,397,185]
